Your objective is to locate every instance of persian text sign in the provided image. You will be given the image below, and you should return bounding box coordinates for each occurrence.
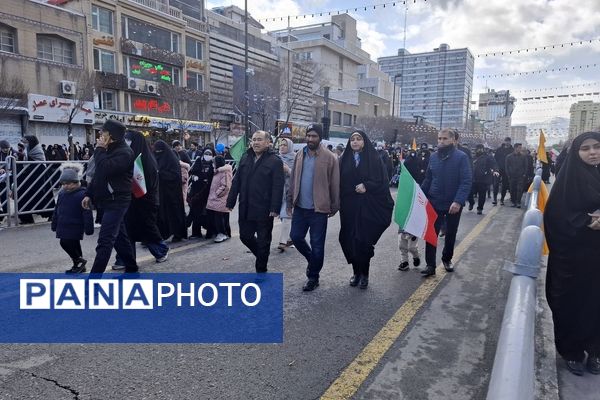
[0,273,283,343]
[28,94,94,124]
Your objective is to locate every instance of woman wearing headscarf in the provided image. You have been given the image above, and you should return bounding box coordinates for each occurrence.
[17,135,54,224]
[154,140,187,242]
[544,131,600,376]
[277,137,296,252]
[339,130,394,289]
[123,131,169,262]
[188,147,215,239]
[206,155,233,243]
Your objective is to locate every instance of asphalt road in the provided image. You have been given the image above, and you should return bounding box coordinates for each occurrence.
[0,200,554,400]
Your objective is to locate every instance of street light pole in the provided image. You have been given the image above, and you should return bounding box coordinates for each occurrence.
[244,0,249,140]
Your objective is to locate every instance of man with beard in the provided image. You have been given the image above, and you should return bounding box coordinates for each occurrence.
[493,137,513,206]
[420,129,472,277]
[226,131,284,273]
[287,124,340,291]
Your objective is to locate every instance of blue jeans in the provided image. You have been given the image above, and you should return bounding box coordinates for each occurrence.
[290,207,328,280]
[90,207,138,274]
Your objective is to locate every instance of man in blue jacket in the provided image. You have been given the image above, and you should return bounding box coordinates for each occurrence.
[420,129,472,277]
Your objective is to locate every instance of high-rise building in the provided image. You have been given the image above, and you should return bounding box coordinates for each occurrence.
[378,44,474,130]
[568,100,600,139]
[478,89,515,122]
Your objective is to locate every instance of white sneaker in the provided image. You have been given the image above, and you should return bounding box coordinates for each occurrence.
[94,223,101,228]
[214,233,228,243]
[156,252,169,263]
[111,264,125,271]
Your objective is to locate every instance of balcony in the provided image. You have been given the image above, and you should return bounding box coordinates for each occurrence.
[127,0,182,20]
[95,71,128,90]
[183,15,208,34]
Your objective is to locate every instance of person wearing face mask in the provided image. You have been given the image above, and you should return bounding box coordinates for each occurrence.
[188,147,216,239]
[420,129,472,277]
[206,155,233,243]
[469,144,499,215]
[544,131,600,376]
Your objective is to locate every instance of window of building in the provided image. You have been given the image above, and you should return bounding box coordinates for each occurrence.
[343,113,352,127]
[93,48,115,73]
[353,115,357,125]
[357,73,365,79]
[374,105,378,116]
[37,35,74,64]
[338,72,343,87]
[92,5,113,35]
[332,111,342,125]
[100,90,117,111]
[339,55,344,71]
[187,71,203,91]
[194,103,205,121]
[0,24,16,53]
[186,37,203,60]
[122,16,179,53]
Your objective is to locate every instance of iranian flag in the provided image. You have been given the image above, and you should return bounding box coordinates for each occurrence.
[132,154,147,198]
[394,166,438,246]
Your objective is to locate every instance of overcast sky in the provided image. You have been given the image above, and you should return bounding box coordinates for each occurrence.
[209,0,600,124]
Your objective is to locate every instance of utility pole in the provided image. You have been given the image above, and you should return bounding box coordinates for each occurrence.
[244,0,250,140]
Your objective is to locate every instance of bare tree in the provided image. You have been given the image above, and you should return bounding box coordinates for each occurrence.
[159,82,209,144]
[65,70,97,159]
[0,70,29,114]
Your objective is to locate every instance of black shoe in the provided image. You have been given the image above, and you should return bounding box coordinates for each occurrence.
[492,201,497,206]
[566,360,585,376]
[398,261,409,271]
[500,200,504,206]
[587,356,600,375]
[349,275,360,286]
[302,279,319,292]
[477,210,482,215]
[443,260,454,272]
[420,265,436,277]
[516,204,521,209]
[359,275,369,289]
[510,203,517,207]
[65,260,86,274]
[413,257,420,267]
[468,204,474,211]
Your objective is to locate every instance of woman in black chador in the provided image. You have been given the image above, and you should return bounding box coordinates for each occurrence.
[544,131,600,376]
[339,130,394,289]
[188,147,215,239]
[153,140,187,242]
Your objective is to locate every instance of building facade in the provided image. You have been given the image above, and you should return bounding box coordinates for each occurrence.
[511,125,527,144]
[568,100,600,139]
[0,0,212,146]
[378,44,474,130]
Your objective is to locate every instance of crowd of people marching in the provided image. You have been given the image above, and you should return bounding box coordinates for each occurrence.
[1,121,599,377]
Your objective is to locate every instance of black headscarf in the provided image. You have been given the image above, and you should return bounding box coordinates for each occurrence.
[153,140,181,182]
[23,135,39,149]
[545,131,600,244]
[126,130,159,195]
[339,130,394,234]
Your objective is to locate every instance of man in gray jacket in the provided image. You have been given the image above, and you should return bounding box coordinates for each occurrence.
[287,124,340,291]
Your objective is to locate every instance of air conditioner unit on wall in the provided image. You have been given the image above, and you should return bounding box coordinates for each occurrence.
[128,78,145,91]
[145,83,157,94]
[60,80,76,95]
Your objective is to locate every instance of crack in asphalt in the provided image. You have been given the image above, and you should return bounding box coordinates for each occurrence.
[28,372,80,400]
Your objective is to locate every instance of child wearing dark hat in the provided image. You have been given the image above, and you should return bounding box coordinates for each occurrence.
[51,163,94,273]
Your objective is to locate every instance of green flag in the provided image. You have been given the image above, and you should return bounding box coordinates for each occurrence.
[229,135,247,163]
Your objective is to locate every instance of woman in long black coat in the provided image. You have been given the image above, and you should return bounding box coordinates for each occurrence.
[153,140,187,242]
[339,130,394,289]
[124,131,169,261]
[544,131,600,376]
[187,147,215,239]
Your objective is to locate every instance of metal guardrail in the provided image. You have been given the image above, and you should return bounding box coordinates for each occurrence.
[487,166,545,400]
[1,156,238,228]
[1,156,90,228]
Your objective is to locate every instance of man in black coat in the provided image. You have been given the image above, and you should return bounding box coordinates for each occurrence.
[416,143,430,184]
[82,120,138,274]
[469,144,499,214]
[505,143,529,208]
[493,137,513,205]
[226,130,284,273]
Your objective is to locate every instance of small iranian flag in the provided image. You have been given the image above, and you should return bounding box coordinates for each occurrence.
[394,165,438,246]
[132,154,147,198]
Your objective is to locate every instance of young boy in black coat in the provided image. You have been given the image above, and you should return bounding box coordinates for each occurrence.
[51,164,94,273]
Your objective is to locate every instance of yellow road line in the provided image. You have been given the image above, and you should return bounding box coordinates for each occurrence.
[321,206,500,400]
